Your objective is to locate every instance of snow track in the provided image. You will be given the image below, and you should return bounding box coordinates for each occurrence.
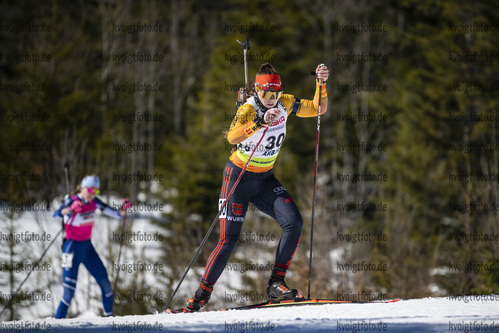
[2,296,498,332]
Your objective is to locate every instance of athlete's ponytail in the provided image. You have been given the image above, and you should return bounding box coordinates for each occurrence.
[70,185,81,197]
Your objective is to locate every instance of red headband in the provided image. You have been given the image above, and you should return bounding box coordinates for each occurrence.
[255,74,282,91]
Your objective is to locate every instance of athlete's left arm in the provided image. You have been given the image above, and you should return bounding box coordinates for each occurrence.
[281,81,328,118]
[95,197,123,219]
[52,197,74,219]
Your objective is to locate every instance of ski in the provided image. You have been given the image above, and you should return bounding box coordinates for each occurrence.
[166,297,401,313]
[219,297,401,311]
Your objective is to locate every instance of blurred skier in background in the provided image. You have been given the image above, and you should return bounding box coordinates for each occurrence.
[52,175,131,318]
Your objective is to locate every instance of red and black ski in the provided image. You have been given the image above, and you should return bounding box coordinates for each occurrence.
[166,297,401,313]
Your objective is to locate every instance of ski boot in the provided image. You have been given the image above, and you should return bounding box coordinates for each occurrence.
[183,280,213,313]
[266,265,303,301]
[266,278,303,300]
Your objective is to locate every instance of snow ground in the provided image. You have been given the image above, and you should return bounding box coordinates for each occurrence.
[2,204,498,332]
[1,296,499,332]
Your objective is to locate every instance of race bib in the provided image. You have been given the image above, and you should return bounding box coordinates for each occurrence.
[219,199,227,219]
[61,252,74,268]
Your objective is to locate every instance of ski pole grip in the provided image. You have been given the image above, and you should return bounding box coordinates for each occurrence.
[312,63,325,84]
[318,63,325,84]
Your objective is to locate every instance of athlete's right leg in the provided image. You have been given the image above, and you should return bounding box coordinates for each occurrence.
[56,240,81,319]
[184,161,254,312]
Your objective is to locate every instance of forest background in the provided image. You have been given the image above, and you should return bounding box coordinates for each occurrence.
[0,0,498,320]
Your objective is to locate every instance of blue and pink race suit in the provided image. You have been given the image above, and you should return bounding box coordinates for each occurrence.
[52,194,123,318]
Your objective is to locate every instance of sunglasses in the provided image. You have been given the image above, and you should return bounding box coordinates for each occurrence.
[257,90,282,100]
[255,85,282,100]
[87,188,100,195]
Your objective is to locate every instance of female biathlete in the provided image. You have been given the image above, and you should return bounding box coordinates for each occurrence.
[181,63,329,312]
[52,175,132,318]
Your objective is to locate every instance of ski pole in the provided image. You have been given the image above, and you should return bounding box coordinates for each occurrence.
[113,209,127,296]
[61,162,70,249]
[0,162,71,318]
[165,126,269,310]
[308,65,325,300]
[0,228,63,318]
